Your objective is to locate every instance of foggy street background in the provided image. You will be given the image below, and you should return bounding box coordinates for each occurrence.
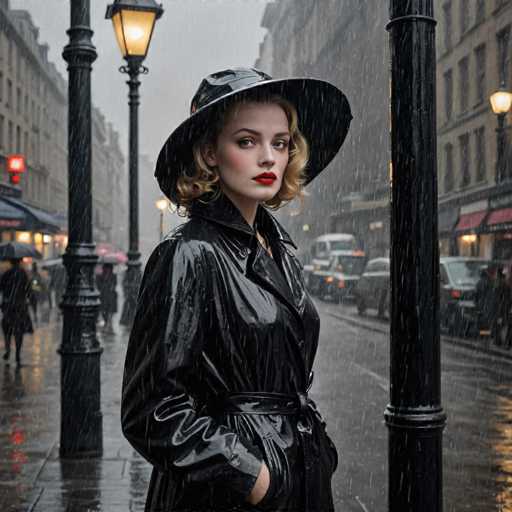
[0,0,511,511]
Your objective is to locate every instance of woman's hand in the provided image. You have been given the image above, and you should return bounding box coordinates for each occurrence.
[246,462,270,505]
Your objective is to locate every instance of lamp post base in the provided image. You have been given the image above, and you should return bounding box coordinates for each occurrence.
[120,251,142,327]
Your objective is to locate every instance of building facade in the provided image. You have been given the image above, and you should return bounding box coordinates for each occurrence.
[437,0,512,261]
[0,1,127,258]
[256,1,391,259]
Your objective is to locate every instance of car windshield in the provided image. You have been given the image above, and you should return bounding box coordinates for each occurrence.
[446,260,490,285]
[330,240,355,251]
[331,256,366,275]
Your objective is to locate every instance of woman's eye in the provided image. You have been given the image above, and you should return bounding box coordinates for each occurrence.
[238,138,254,148]
[274,140,290,150]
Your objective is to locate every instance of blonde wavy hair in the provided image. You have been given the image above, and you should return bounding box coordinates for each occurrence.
[175,93,309,213]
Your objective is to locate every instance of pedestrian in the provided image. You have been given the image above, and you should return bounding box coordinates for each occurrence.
[29,262,47,324]
[495,265,512,347]
[0,258,33,366]
[475,264,498,340]
[96,263,117,334]
[121,68,352,511]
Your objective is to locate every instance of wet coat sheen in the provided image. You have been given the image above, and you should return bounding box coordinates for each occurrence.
[122,193,338,511]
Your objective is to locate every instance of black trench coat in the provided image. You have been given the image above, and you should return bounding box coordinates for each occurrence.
[122,193,338,512]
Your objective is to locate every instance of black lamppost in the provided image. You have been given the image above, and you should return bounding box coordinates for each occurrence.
[105,0,163,326]
[155,197,168,241]
[59,0,102,457]
[386,2,446,511]
[490,83,512,183]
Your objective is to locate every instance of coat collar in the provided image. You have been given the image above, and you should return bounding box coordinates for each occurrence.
[189,192,297,249]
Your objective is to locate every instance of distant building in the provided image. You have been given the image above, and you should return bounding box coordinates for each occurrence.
[256,1,390,259]
[0,1,127,258]
[436,0,512,260]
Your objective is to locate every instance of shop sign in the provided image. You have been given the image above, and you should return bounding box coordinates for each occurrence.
[490,193,512,210]
[0,219,22,228]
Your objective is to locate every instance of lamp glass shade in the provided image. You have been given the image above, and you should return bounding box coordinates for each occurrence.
[156,198,168,211]
[112,9,157,58]
[490,89,512,114]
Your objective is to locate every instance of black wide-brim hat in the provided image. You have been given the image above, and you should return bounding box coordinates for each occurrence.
[155,67,352,203]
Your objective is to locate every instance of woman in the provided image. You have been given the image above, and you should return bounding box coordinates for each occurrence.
[122,67,352,511]
[96,263,118,334]
[0,258,33,366]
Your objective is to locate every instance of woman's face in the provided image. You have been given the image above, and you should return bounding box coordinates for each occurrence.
[204,102,290,206]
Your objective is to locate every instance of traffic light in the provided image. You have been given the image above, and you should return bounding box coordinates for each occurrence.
[6,155,25,185]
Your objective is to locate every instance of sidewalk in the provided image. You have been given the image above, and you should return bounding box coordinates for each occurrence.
[326,305,512,362]
[0,311,152,512]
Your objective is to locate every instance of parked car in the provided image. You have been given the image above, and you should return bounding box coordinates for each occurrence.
[353,257,390,317]
[439,257,498,337]
[314,250,366,302]
[307,233,359,296]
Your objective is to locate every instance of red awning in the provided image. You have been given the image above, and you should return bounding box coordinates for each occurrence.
[487,207,512,227]
[455,211,487,232]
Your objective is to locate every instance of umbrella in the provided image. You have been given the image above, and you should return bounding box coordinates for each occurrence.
[98,252,128,265]
[0,242,42,260]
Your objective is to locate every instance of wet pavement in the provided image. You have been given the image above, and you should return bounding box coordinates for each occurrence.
[1,300,512,511]
[0,310,152,512]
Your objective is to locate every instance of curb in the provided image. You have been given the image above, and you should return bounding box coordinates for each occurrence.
[327,311,512,362]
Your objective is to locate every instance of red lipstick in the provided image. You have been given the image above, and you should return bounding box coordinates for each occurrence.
[253,172,277,186]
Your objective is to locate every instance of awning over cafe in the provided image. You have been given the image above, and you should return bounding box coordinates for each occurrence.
[454,210,487,233]
[485,207,512,232]
[0,197,62,233]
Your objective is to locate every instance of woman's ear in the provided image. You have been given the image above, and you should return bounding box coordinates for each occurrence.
[202,144,217,167]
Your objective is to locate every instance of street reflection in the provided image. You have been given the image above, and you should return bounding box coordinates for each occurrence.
[494,394,512,511]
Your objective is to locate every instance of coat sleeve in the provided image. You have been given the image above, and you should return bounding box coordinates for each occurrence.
[121,237,263,500]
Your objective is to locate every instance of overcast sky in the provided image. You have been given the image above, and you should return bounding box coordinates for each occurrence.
[12,0,270,165]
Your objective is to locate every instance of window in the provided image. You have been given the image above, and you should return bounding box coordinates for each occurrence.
[0,71,3,102]
[476,0,485,24]
[7,79,11,107]
[460,0,469,35]
[0,115,4,149]
[458,57,469,113]
[459,133,470,187]
[24,94,28,118]
[16,125,20,153]
[24,132,28,157]
[443,2,452,51]
[475,127,486,182]
[8,121,12,150]
[497,26,511,87]
[8,39,12,69]
[444,143,454,192]
[16,87,21,115]
[474,44,486,104]
[444,69,453,120]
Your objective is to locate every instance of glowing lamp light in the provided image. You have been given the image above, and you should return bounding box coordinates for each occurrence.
[461,234,477,244]
[490,87,512,115]
[7,155,26,173]
[105,0,163,60]
[155,197,168,211]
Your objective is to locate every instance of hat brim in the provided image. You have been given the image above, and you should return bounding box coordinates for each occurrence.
[155,77,352,203]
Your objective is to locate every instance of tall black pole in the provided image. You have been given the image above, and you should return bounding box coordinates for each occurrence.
[119,60,145,326]
[60,0,102,457]
[496,113,506,183]
[386,2,446,511]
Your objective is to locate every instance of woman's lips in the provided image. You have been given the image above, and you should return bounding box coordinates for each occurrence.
[253,177,276,186]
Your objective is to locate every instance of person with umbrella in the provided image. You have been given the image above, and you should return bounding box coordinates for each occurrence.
[0,256,34,366]
[121,68,351,511]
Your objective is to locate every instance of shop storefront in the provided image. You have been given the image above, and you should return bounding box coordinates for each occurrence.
[454,200,488,257]
[438,207,459,256]
[0,191,64,259]
[485,194,512,261]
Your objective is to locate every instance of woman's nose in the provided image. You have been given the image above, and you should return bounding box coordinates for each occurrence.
[259,144,276,168]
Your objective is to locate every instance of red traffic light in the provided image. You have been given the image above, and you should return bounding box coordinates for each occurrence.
[7,155,25,174]
[9,174,20,185]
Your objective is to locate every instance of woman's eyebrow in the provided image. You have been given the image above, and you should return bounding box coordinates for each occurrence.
[231,128,290,137]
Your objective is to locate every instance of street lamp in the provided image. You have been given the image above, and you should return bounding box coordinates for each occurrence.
[155,197,168,241]
[490,83,512,183]
[106,0,163,327]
